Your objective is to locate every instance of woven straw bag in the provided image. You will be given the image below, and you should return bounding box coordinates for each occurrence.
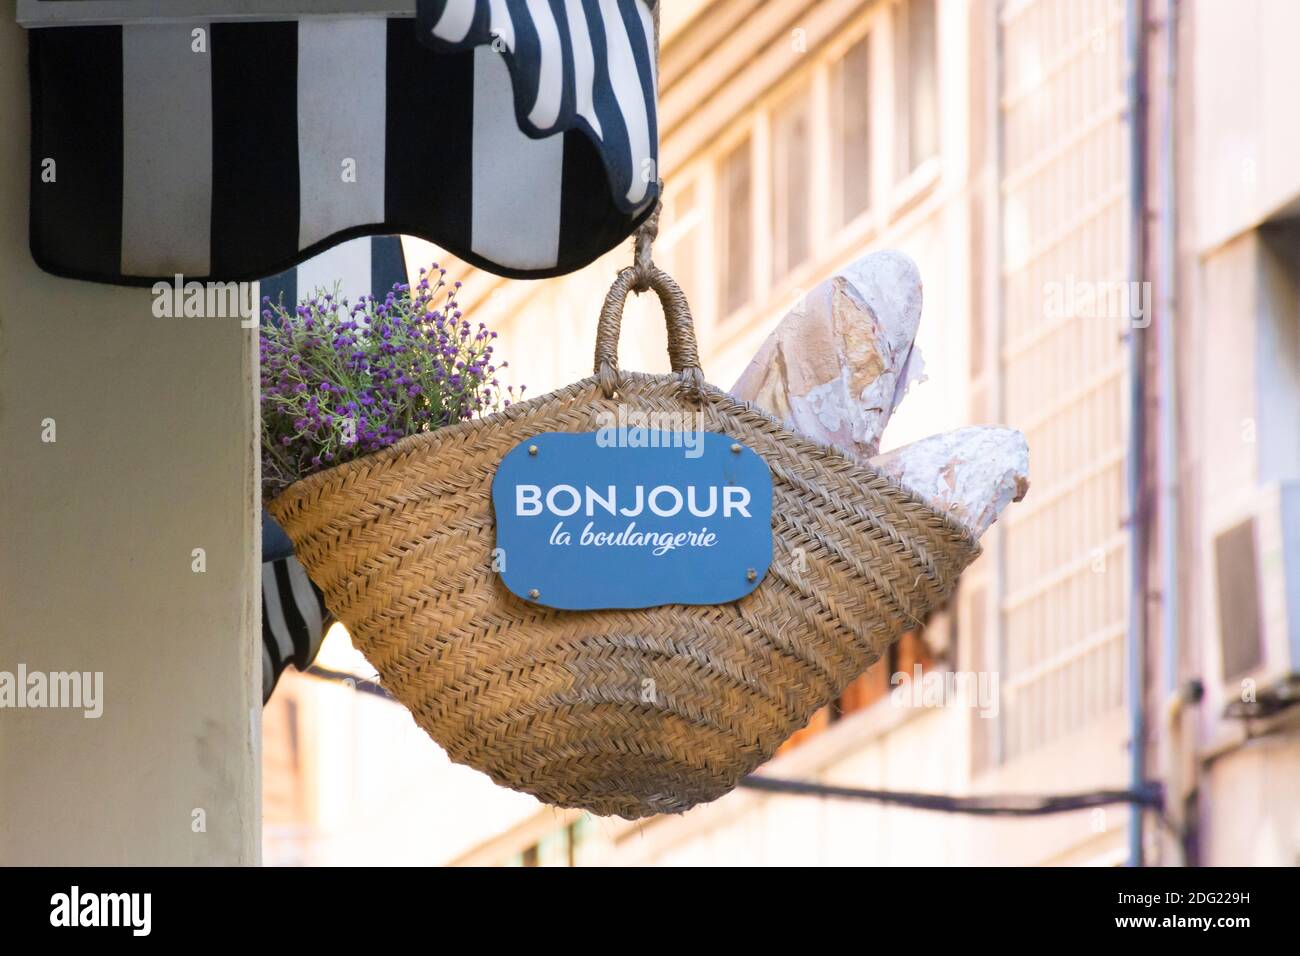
[268,267,981,819]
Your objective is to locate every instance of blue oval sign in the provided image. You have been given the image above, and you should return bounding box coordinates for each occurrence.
[491,431,773,610]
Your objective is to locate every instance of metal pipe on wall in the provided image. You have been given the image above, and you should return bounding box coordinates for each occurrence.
[1158,3,1179,700]
[1124,0,1151,868]
[1156,0,1185,869]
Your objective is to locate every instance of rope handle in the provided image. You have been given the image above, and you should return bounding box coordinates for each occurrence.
[595,264,706,403]
[595,1,699,404]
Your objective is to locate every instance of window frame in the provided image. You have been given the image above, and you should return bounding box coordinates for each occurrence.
[768,83,816,284]
[713,130,756,323]
[660,174,709,327]
[892,0,941,183]
[828,29,875,233]
[662,1,947,348]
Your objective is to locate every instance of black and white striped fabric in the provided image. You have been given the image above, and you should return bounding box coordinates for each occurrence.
[258,232,411,319]
[259,234,408,704]
[262,550,331,705]
[27,3,658,287]
[417,0,659,215]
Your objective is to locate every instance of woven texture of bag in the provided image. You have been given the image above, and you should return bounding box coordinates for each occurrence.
[268,267,981,819]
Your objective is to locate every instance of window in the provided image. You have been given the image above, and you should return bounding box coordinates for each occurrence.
[664,181,705,319]
[770,89,813,280]
[568,814,598,866]
[716,137,753,316]
[831,34,872,226]
[894,0,938,179]
[505,814,597,867]
[536,828,569,867]
[996,0,1128,764]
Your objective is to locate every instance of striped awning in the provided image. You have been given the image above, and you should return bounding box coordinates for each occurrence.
[26,1,659,286]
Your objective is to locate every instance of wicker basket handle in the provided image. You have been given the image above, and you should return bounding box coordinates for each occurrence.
[595,265,706,403]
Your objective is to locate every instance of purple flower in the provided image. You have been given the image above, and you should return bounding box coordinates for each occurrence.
[259,268,525,498]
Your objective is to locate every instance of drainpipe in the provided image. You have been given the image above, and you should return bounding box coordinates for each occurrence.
[1157,4,1179,700]
[1156,0,1183,867]
[1164,7,1185,702]
[1124,0,1151,868]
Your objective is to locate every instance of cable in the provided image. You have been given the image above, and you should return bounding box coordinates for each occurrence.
[299,662,1168,823]
[302,665,392,700]
[738,775,1163,817]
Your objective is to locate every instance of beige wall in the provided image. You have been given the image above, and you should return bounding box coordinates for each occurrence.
[1192,0,1300,250]
[1180,232,1300,864]
[0,10,260,864]
[1202,730,1300,866]
[1180,3,1300,866]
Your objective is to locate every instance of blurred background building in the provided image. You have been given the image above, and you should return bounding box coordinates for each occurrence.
[264,0,1300,866]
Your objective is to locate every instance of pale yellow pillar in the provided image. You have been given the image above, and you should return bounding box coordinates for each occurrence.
[0,14,260,864]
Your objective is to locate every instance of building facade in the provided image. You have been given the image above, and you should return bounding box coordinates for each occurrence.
[262,0,1300,866]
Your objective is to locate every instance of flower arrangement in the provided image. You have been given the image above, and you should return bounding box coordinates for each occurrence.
[260,265,523,498]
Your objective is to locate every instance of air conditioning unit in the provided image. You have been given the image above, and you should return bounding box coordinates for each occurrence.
[1210,481,1300,712]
